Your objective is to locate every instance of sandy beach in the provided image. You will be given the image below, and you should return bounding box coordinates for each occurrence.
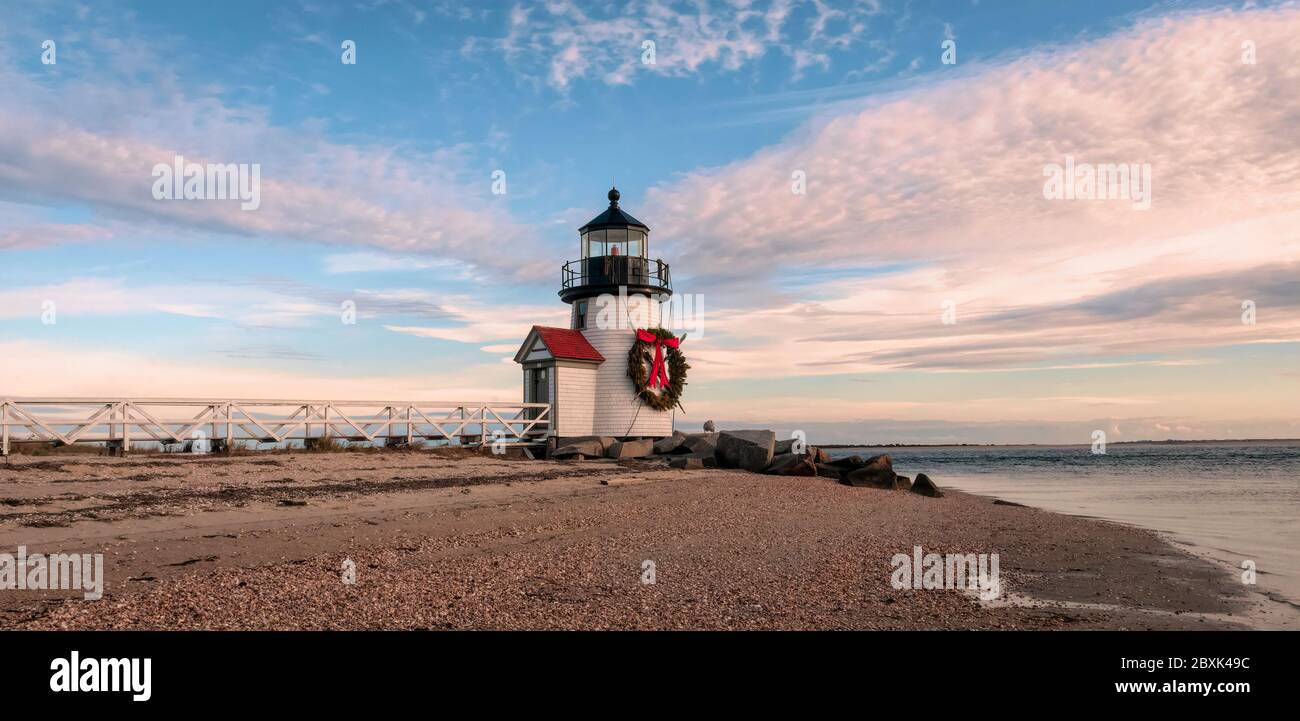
[1,449,1291,630]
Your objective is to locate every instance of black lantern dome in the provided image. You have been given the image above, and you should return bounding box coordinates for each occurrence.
[560,187,672,304]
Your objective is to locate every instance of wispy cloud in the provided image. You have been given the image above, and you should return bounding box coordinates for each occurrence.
[649,5,1300,382]
[0,22,549,280]
[484,0,885,90]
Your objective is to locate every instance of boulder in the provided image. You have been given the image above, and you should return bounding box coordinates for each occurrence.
[551,438,604,459]
[829,454,866,469]
[679,432,719,456]
[810,447,832,464]
[554,436,617,454]
[667,452,718,470]
[716,430,776,471]
[685,451,718,468]
[607,439,655,459]
[774,438,798,455]
[653,432,687,455]
[911,473,944,498]
[668,455,704,470]
[764,452,817,476]
[894,475,913,491]
[814,464,844,480]
[734,445,771,472]
[844,454,898,489]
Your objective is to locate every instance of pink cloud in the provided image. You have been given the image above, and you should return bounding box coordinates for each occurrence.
[645,5,1300,385]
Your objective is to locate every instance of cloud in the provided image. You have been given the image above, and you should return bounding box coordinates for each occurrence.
[0,222,116,249]
[321,252,463,276]
[487,0,884,90]
[383,297,568,345]
[0,24,550,280]
[0,340,517,401]
[645,5,1300,379]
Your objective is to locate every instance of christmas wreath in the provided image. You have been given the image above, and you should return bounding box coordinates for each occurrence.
[627,327,689,412]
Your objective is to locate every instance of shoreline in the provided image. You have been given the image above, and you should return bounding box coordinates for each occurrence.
[1,451,1289,630]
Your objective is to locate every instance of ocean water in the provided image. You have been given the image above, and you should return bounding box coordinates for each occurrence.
[828,441,1300,605]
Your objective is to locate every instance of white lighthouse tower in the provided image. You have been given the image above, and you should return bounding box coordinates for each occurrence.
[514,187,677,442]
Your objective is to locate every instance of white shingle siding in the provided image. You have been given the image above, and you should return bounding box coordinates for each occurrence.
[554,362,597,436]
[581,301,674,438]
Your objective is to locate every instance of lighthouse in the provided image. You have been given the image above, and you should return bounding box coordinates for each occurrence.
[514,187,680,442]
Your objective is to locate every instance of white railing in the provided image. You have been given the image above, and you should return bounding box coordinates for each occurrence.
[0,397,551,455]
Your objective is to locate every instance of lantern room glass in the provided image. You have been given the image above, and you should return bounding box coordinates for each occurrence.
[581,228,646,258]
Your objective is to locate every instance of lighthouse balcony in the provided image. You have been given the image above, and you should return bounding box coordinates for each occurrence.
[559,255,673,302]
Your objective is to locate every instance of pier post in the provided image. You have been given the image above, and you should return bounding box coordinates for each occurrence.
[123,402,131,456]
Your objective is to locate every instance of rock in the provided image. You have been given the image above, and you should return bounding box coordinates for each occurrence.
[814,464,843,480]
[667,452,718,470]
[716,430,776,471]
[703,420,716,432]
[809,447,831,464]
[894,475,913,491]
[773,438,797,455]
[679,432,719,456]
[829,455,866,469]
[607,439,655,459]
[911,473,944,498]
[551,437,604,459]
[733,445,772,472]
[653,432,686,454]
[690,451,718,467]
[993,499,1026,507]
[764,452,817,476]
[844,454,898,489]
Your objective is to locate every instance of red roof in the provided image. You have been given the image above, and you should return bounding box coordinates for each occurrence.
[531,326,605,362]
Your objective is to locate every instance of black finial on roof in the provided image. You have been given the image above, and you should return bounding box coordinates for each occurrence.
[579,185,648,232]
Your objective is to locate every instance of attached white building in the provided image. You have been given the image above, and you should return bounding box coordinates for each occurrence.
[514,187,676,442]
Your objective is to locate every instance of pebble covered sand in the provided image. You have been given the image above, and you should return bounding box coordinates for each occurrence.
[0,449,1268,630]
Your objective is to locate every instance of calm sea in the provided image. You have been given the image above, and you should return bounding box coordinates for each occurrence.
[828,441,1300,605]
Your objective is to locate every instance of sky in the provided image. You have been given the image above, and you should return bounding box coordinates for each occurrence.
[0,0,1297,444]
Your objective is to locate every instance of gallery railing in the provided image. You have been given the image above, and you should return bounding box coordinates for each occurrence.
[560,255,672,293]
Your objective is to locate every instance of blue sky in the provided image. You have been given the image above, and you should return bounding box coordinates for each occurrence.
[1,0,1297,443]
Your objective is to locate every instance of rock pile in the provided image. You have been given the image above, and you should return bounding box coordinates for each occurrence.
[551,430,942,497]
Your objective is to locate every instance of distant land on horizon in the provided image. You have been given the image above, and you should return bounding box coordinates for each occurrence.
[816,438,1300,449]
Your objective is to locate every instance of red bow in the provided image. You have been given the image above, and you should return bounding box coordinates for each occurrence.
[636,329,680,390]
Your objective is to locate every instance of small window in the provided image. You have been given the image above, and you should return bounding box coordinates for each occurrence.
[575,300,588,329]
[587,229,606,257]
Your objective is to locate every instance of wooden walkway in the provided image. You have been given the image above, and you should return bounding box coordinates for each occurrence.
[0,397,551,455]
